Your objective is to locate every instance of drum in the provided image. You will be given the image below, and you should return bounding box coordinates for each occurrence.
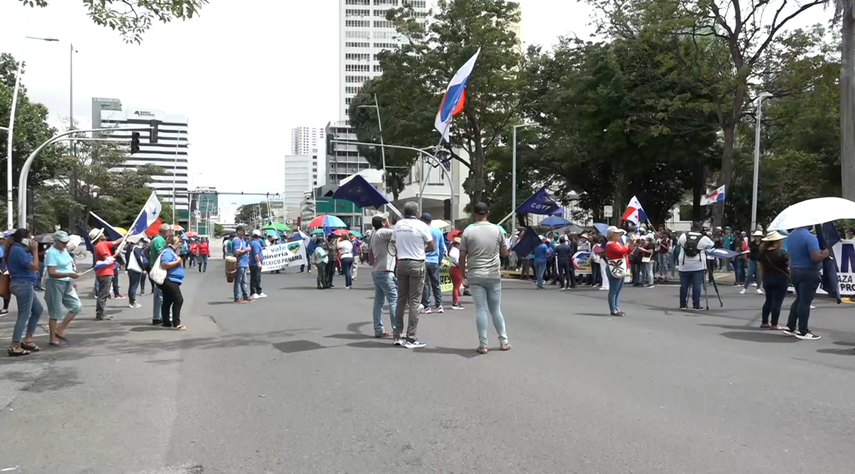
[225,256,237,283]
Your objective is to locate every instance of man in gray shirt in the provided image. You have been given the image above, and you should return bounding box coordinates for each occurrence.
[460,202,511,354]
[369,214,398,338]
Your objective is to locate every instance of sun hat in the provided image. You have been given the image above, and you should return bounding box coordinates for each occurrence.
[88,228,104,241]
[52,230,70,243]
[252,229,262,237]
[762,231,787,242]
[606,226,626,236]
[752,230,764,237]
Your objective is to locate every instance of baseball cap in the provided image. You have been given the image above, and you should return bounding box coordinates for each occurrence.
[606,226,626,235]
[473,202,489,215]
[252,229,262,237]
[53,230,71,243]
[420,212,433,222]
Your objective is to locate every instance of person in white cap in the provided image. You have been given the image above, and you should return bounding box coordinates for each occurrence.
[741,230,765,294]
[248,229,266,299]
[44,230,81,347]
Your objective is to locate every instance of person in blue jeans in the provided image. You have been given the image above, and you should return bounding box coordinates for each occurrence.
[369,215,398,337]
[784,226,828,340]
[232,226,252,303]
[741,230,765,294]
[677,223,714,311]
[533,238,549,289]
[419,212,446,312]
[6,229,43,357]
[604,226,636,315]
[758,231,789,329]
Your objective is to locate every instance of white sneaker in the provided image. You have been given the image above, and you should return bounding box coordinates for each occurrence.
[258,293,268,298]
[756,289,764,295]
[129,303,142,309]
[752,283,758,287]
[418,304,426,313]
[739,288,747,295]
[250,294,260,300]
[810,305,816,309]
[599,287,609,291]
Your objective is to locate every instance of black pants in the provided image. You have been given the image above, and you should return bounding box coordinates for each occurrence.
[630,261,641,285]
[558,259,575,288]
[181,254,188,268]
[325,259,335,287]
[160,280,183,327]
[250,265,263,295]
[787,268,820,334]
[762,274,788,326]
[316,262,327,288]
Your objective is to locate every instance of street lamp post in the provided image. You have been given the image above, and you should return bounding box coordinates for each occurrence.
[357,95,387,214]
[512,124,534,221]
[6,35,59,230]
[751,92,773,231]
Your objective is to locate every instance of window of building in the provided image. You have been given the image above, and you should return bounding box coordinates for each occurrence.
[402,0,426,7]
[345,8,370,16]
[345,64,370,72]
[373,30,395,39]
[346,75,370,83]
[374,20,393,28]
[345,41,370,48]
[373,42,398,49]
[345,20,371,28]
[374,0,398,5]
[373,65,383,72]
[345,0,370,5]
[345,30,370,39]
[345,53,370,61]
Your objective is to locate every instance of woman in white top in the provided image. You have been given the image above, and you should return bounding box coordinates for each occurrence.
[338,235,355,289]
[448,237,464,310]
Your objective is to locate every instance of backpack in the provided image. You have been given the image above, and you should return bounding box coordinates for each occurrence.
[683,232,703,258]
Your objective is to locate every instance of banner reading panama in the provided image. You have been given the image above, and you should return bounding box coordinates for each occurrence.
[261,241,307,273]
[833,240,855,296]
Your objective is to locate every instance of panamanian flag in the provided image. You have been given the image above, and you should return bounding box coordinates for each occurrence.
[621,196,649,225]
[435,48,481,142]
[705,185,726,204]
[129,192,163,239]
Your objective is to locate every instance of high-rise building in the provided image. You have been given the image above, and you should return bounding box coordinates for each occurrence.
[283,154,314,220]
[91,97,190,219]
[290,126,325,187]
[339,0,428,121]
[325,120,373,187]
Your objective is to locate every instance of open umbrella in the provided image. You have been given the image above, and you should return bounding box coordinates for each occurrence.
[349,230,364,239]
[185,231,199,238]
[308,214,347,228]
[593,223,609,235]
[262,222,291,232]
[333,229,349,236]
[768,197,855,230]
[173,224,185,232]
[539,216,572,228]
[311,228,325,235]
[431,219,450,229]
[33,233,54,244]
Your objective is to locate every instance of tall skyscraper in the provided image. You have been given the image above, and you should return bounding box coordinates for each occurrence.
[339,0,428,121]
[290,126,325,188]
[283,155,313,220]
[91,98,190,218]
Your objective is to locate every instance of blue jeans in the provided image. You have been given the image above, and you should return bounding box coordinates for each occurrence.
[534,260,546,288]
[11,280,43,342]
[128,270,142,305]
[234,267,249,300]
[733,257,744,283]
[421,261,442,308]
[762,273,788,326]
[679,270,704,309]
[470,281,508,346]
[341,257,353,287]
[199,255,208,272]
[372,271,398,335]
[787,268,820,334]
[606,271,624,313]
[744,259,761,289]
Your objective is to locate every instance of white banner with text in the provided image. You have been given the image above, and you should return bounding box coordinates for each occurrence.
[261,241,307,272]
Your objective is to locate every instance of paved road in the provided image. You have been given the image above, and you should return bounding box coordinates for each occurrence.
[1,260,855,474]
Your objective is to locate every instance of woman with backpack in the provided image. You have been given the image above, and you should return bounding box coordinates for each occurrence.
[604,226,638,316]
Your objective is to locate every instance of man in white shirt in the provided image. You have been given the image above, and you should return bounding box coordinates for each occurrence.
[392,202,435,348]
[677,222,714,310]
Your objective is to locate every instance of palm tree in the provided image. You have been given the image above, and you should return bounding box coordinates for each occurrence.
[833,0,855,200]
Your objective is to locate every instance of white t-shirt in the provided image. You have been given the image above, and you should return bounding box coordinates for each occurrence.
[448,246,460,267]
[338,239,353,259]
[677,233,714,272]
[392,217,432,260]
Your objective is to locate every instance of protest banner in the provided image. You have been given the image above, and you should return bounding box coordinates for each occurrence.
[261,241,307,273]
[833,240,855,295]
[573,251,592,276]
[440,267,453,293]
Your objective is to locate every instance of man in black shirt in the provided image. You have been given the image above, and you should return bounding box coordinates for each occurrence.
[555,236,576,289]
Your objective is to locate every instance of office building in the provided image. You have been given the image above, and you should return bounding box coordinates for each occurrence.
[290,126,325,187]
[283,154,314,220]
[325,120,372,187]
[339,0,428,121]
[91,97,190,220]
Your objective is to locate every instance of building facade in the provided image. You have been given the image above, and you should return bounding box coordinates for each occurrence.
[283,154,314,221]
[339,0,428,121]
[325,121,373,187]
[91,97,190,220]
[290,126,325,188]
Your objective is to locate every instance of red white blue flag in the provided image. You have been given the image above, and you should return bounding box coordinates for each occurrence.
[621,196,649,225]
[705,185,726,204]
[435,49,481,142]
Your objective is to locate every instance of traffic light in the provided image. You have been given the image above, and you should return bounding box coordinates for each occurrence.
[149,120,160,144]
[130,132,140,154]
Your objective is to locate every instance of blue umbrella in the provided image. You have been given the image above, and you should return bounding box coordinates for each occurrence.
[308,214,347,229]
[539,216,572,228]
[593,223,609,235]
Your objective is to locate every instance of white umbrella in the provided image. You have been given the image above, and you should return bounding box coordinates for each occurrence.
[768,197,855,230]
[431,219,450,229]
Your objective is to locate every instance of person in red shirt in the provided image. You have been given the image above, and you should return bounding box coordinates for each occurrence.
[189,240,199,269]
[198,237,210,273]
[90,228,124,321]
[604,226,638,316]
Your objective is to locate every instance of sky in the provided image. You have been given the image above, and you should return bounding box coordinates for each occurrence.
[0,0,832,211]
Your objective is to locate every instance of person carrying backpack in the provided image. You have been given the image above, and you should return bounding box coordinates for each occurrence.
[677,222,714,310]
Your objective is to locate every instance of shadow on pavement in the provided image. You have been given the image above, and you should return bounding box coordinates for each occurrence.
[575,312,614,318]
[279,286,322,291]
[719,331,797,343]
[325,333,375,340]
[816,348,855,356]
[699,323,763,331]
[3,366,82,393]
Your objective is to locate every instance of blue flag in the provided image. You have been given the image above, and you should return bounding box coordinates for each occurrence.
[516,187,561,215]
[332,174,389,209]
[89,212,123,241]
[512,226,541,257]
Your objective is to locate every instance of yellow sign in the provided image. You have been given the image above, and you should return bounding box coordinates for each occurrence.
[440,267,453,293]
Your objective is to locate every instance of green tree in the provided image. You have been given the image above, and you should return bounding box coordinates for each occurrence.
[235,202,269,226]
[17,0,208,44]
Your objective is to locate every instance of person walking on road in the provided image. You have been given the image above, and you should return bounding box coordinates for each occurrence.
[419,212,446,313]
[147,224,171,325]
[44,231,82,348]
[369,214,398,337]
[758,231,789,330]
[198,237,210,272]
[604,226,636,316]
[189,239,199,269]
[677,222,714,311]
[0,235,10,315]
[232,226,252,303]
[124,235,146,309]
[91,228,123,321]
[783,226,828,340]
[179,238,190,268]
[325,234,338,288]
[460,202,511,354]
[555,236,575,290]
[159,236,187,330]
[533,238,549,289]
[313,238,329,289]
[7,229,43,356]
[249,229,266,299]
[392,201,435,348]
[448,237,464,309]
[338,233,355,289]
[741,230,764,294]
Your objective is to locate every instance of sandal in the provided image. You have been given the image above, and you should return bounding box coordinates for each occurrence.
[8,347,31,357]
[20,341,40,352]
[500,343,511,351]
[55,333,69,343]
[174,325,187,331]
[476,346,488,354]
[49,341,69,348]
[760,323,772,329]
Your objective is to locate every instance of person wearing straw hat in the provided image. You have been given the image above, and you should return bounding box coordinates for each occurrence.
[44,231,82,347]
[782,226,828,340]
[758,231,789,330]
[90,228,123,321]
[741,230,766,295]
